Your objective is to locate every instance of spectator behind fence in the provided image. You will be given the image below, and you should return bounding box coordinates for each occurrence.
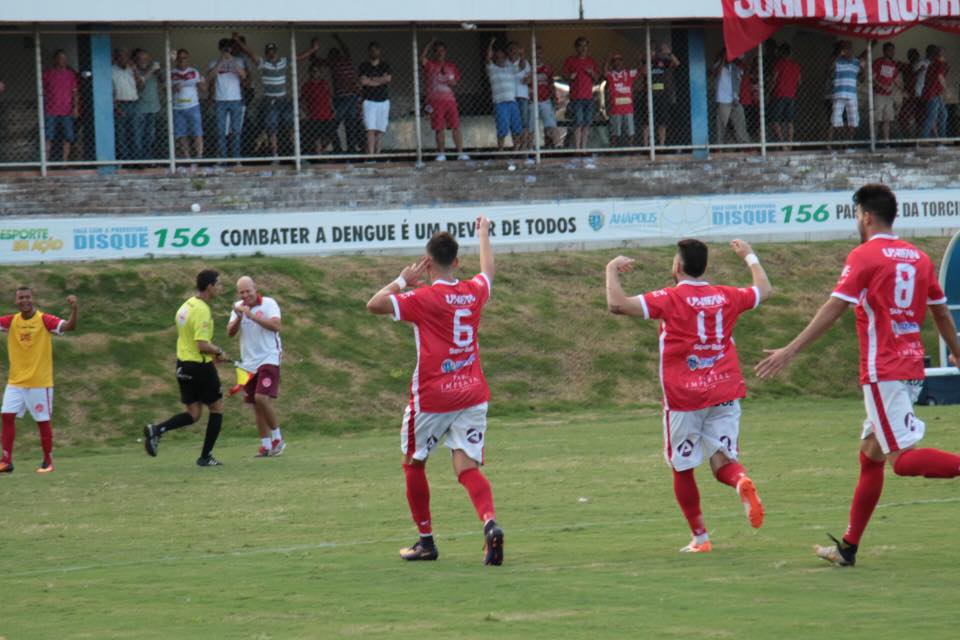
[604,53,640,147]
[172,49,206,164]
[507,42,533,158]
[207,38,247,161]
[301,63,336,155]
[319,35,363,154]
[532,45,564,149]
[872,42,901,144]
[132,49,162,161]
[358,42,392,156]
[830,41,865,145]
[563,37,600,154]
[486,38,524,154]
[899,48,923,138]
[822,41,845,140]
[712,50,749,146]
[649,43,680,147]
[770,43,800,146]
[42,50,79,163]
[112,48,141,161]
[921,44,949,140]
[740,56,760,139]
[421,38,469,161]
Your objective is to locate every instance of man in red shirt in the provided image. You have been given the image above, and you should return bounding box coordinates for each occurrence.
[921,45,949,139]
[604,53,639,147]
[420,38,469,162]
[770,43,801,145]
[366,217,503,566]
[562,37,600,155]
[301,63,335,154]
[531,45,563,148]
[41,50,79,162]
[758,184,960,567]
[606,239,773,553]
[873,43,901,143]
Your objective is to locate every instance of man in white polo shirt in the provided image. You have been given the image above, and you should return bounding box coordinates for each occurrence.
[227,275,285,457]
[207,38,248,161]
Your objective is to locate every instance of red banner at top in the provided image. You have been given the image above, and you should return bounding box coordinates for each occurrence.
[722,0,960,60]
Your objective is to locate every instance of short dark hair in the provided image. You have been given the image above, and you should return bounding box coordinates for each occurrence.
[16,285,32,293]
[574,37,588,48]
[779,43,791,56]
[926,44,940,58]
[426,232,459,268]
[853,184,897,226]
[677,239,708,278]
[196,269,220,292]
[368,41,380,51]
[177,48,189,57]
[433,41,446,51]
[218,38,234,51]
[883,42,895,53]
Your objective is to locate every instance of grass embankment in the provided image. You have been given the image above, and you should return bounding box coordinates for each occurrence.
[0,237,950,446]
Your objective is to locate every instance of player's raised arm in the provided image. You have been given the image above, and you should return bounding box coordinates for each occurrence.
[61,295,78,332]
[929,303,960,366]
[755,295,849,378]
[366,256,430,315]
[605,256,647,317]
[730,239,773,302]
[476,216,495,281]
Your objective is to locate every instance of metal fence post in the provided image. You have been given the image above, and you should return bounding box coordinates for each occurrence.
[531,25,541,165]
[645,24,655,160]
[164,26,176,173]
[411,26,424,167]
[35,28,47,177]
[758,43,767,158]
[866,42,876,152]
[290,26,302,171]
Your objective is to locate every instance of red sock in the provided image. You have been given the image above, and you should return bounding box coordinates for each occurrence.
[458,468,496,523]
[402,463,432,535]
[672,469,706,537]
[1,413,15,463]
[844,452,885,545]
[37,421,53,464]
[715,462,747,488]
[893,448,960,478]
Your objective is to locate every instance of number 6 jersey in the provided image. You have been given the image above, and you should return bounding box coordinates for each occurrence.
[390,274,492,413]
[832,234,946,385]
[639,280,762,412]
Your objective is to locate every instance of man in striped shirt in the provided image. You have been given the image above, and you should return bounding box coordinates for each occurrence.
[831,41,865,145]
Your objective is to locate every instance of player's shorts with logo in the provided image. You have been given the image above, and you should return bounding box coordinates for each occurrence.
[401,402,488,463]
[176,360,222,405]
[663,400,741,472]
[1,385,54,421]
[861,380,925,454]
[243,364,281,403]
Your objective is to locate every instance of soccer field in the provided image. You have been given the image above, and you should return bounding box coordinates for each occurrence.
[3,399,960,639]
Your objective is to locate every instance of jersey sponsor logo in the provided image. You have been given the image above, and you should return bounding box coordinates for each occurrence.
[687,352,725,371]
[685,294,728,308]
[441,353,476,374]
[720,434,735,452]
[444,293,476,305]
[881,247,921,261]
[425,435,439,451]
[466,428,483,444]
[177,309,189,326]
[905,412,920,433]
[35,403,44,413]
[261,376,273,388]
[891,320,921,336]
[677,439,694,457]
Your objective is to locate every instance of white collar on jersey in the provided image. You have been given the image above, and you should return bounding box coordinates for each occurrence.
[432,278,460,286]
[677,279,710,286]
[869,233,899,241]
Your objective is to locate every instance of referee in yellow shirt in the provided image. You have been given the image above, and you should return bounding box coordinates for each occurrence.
[144,269,230,466]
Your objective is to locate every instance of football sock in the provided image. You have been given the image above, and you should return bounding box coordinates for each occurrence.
[1,413,15,462]
[715,461,748,488]
[420,534,435,546]
[893,448,960,478]
[200,412,223,458]
[844,451,885,545]
[458,468,496,523]
[261,437,272,449]
[402,463,432,535]
[271,427,282,441]
[672,469,707,539]
[37,420,53,464]
[157,412,195,434]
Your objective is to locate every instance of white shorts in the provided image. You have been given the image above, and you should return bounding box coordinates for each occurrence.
[363,99,390,133]
[861,380,925,454]
[2,385,54,421]
[401,402,488,463]
[663,400,741,472]
[832,97,859,128]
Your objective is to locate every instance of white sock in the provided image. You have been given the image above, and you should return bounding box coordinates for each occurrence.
[271,428,282,441]
[261,437,272,449]
[694,533,710,545]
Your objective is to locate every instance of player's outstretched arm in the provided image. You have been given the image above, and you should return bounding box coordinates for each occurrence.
[755,296,849,378]
[476,216,495,282]
[366,256,430,315]
[929,303,960,366]
[605,256,647,317]
[62,295,78,332]
[730,239,772,302]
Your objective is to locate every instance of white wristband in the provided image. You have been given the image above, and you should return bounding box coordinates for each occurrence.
[744,253,760,266]
[393,276,407,290]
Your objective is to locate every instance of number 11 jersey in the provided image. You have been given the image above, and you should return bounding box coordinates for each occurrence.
[391,274,492,413]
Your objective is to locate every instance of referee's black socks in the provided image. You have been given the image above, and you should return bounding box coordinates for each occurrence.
[201,412,223,459]
[157,412,195,434]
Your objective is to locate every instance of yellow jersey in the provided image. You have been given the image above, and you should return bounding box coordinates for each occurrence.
[1,310,64,387]
[175,296,214,363]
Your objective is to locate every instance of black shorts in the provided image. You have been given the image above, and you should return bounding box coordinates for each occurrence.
[652,94,674,128]
[176,360,222,405]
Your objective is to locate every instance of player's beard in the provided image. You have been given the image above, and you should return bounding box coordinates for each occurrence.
[857,218,868,243]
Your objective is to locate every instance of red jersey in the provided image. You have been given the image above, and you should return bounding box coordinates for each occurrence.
[423,60,460,103]
[832,235,946,385]
[605,69,639,115]
[773,58,801,98]
[301,79,333,121]
[535,64,554,102]
[391,274,491,413]
[640,281,761,412]
[922,58,948,100]
[562,56,600,100]
[873,57,900,96]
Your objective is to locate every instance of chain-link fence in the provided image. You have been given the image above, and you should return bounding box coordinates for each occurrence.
[2,23,960,173]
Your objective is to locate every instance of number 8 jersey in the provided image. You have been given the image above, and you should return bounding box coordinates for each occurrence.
[832,234,946,385]
[390,274,492,413]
